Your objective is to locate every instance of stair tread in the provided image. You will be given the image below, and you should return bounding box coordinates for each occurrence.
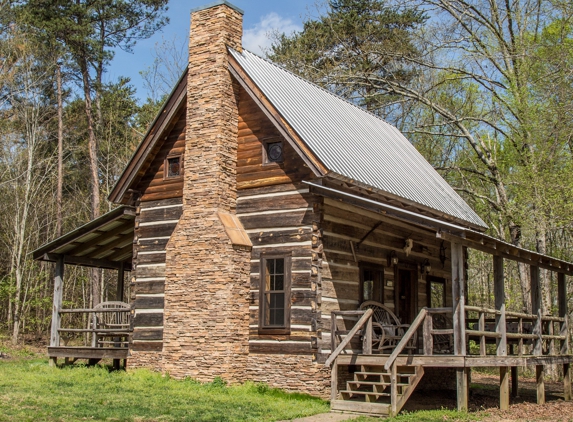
[348,380,409,386]
[341,390,394,397]
[331,400,390,415]
[355,371,416,376]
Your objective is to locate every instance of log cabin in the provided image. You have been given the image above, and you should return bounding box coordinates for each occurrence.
[33,1,573,416]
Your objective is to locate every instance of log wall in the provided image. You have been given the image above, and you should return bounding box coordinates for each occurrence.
[237,183,321,356]
[129,197,183,359]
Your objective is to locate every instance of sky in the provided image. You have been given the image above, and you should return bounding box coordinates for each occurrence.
[110,0,320,102]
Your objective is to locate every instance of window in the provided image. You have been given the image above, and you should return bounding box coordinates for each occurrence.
[263,140,283,164]
[427,276,446,308]
[165,155,182,179]
[259,255,291,332]
[360,264,385,304]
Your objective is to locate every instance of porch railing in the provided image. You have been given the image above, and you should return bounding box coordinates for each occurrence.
[55,305,131,348]
[326,305,570,367]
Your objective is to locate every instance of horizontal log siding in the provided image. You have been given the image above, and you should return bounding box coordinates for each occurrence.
[237,185,321,355]
[136,108,186,202]
[317,199,453,362]
[237,88,314,190]
[131,197,183,352]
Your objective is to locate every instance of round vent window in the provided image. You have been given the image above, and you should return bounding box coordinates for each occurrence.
[267,142,283,163]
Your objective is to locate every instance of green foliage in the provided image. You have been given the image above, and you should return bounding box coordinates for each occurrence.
[0,359,330,421]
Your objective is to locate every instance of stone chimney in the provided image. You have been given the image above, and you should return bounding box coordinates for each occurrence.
[162,1,250,381]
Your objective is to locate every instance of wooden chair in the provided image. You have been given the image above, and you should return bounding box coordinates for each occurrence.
[359,301,414,354]
[431,313,454,354]
[92,301,131,348]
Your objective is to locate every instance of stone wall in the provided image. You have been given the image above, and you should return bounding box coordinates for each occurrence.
[246,354,331,398]
[161,3,251,382]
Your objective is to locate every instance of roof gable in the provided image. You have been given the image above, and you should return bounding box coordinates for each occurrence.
[228,49,487,230]
[109,70,188,204]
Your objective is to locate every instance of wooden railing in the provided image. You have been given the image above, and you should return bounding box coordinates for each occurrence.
[325,309,373,367]
[55,306,131,348]
[465,305,569,356]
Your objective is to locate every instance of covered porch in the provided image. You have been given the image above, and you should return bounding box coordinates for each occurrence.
[32,206,135,367]
[308,182,573,416]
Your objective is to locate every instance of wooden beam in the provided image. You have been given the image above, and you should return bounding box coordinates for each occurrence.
[536,365,545,404]
[451,242,466,356]
[511,366,518,398]
[390,362,398,416]
[50,255,64,347]
[456,368,469,411]
[494,255,507,357]
[330,362,338,402]
[42,253,130,270]
[558,273,569,355]
[72,224,133,255]
[531,266,542,356]
[117,262,125,302]
[500,366,509,410]
[564,363,572,401]
[439,232,573,276]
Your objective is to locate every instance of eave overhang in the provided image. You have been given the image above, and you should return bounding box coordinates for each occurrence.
[32,206,135,270]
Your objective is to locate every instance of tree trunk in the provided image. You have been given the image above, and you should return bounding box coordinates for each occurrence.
[56,63,63,237]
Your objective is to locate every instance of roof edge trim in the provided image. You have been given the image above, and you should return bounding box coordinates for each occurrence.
[326,172,488,231]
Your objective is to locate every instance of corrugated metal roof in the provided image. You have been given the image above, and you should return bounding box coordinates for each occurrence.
[230,49,487,229]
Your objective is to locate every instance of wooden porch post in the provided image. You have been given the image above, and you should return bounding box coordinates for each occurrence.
[494,255,509,410]
[451,242,468,411]
[531,266,542,356]
[116,262,125,302]
[49,255,64,366]
[531,265,545,404]
[558,272,571,400]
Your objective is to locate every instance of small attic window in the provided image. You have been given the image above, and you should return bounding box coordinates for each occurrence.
[165,155,182,179]
[263,140,283,164]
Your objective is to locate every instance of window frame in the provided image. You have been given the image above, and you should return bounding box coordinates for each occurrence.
[426,275,447,308]
[359,262,385,305]
[262,138,284,166]
[258,253,291,334]
[163,154,183,180]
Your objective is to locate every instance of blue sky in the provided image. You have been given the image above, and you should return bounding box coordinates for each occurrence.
[110,0,319,102]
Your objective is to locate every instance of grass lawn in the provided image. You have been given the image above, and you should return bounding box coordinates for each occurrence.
[0,358,330,421]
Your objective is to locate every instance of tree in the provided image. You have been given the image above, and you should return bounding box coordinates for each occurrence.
[15,0,168,307]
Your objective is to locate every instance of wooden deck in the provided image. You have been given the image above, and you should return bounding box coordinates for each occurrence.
[48,346,129,360]
[336,353,573,367]
[328,306,573,416]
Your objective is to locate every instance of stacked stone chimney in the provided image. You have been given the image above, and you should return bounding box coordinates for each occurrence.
[161,1,250,381]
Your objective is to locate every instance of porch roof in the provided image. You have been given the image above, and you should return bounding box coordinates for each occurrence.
[306,181,573,275]
[32,206,135,270]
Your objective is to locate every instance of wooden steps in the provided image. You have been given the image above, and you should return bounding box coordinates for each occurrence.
[331,364,425,416]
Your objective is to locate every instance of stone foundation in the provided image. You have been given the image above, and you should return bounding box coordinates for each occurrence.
[246,354,331,398]
[127,351,163,372]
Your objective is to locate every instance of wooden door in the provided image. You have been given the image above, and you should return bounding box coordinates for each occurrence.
[395,268,417,323]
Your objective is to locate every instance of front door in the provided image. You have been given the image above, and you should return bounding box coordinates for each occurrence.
[395,268,416,324]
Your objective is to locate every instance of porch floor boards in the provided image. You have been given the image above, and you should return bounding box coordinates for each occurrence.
[48,346,128,360]
[336,353,573,368]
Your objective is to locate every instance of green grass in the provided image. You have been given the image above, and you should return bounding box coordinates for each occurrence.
[0,358,330,421]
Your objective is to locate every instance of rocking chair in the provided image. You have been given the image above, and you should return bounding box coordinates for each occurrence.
[359,301,416,354]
